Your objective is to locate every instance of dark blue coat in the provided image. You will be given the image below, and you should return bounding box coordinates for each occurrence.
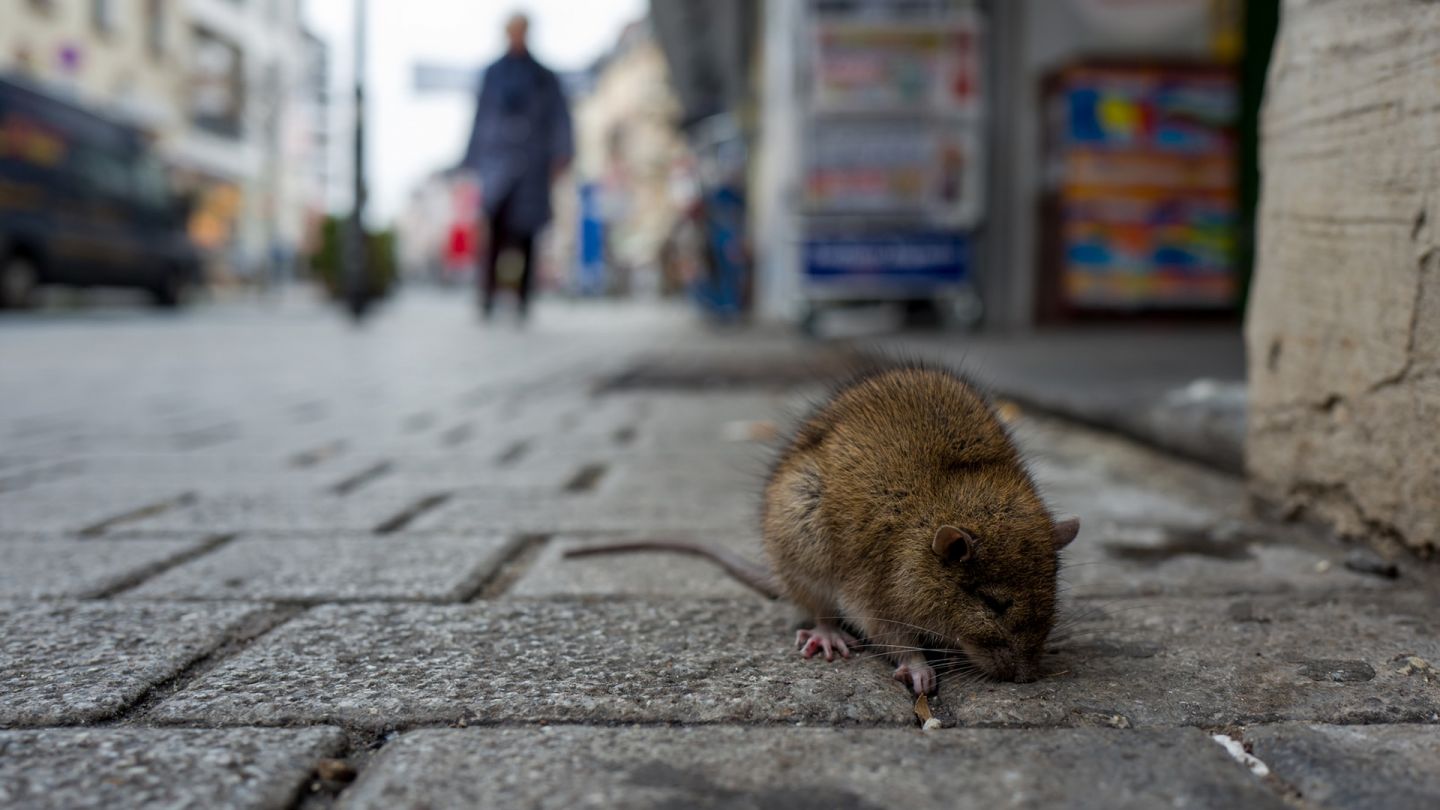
[461,51,573,235]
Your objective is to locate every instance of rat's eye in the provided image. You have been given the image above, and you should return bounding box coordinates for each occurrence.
[977,590,1012,617]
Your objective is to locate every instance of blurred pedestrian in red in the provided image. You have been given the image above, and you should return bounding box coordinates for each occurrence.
[461,12,573,321]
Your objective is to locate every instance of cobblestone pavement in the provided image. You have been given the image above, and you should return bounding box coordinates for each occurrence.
[1,292,1437,809]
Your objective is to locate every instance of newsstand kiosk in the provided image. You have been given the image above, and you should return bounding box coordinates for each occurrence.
[789,0,987,331]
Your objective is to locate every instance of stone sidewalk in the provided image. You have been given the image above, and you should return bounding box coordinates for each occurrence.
[885,327,1248,474]
[0,292,1436,809]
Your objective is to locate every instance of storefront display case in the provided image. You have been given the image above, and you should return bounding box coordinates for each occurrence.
[793,0,986,327]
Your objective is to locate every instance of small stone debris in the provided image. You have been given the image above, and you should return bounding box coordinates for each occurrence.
[1393,654,1435,683]
[314,758,356,783]
[994,400,1022,424]
[914,694,941,730]
[721,419,780,443]
[1343,548,1400,579]
[1226,601,1271,624]
[1210,734,1270,777]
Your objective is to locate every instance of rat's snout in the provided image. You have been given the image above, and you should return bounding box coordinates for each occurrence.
[971,646,1020,681]
[1010,647,1048,683]
[970,645,1042,682]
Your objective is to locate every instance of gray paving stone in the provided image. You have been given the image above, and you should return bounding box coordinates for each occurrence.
[0,537,210,598]
[0,727,344,810]
[1059,523,1391,598]
[0,459,83,494]
[510,534,768,599]
[1244,723,1440,810]
[12,464,337,498]
[151,600,912,728]
[1019,416,1247,519]
[359,455,580,493]
[110,493,441,534]
[124,534,519,602]
[341,726,1283,810]
[1042,477,1222,528]
[57,454,328,475]
[0,601,265,725]
[0,493,198,534]
[941,591,1440,728]
[1013,417,1396,598]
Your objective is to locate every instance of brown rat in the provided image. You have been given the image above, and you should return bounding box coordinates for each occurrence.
[564,363,1078,694]
[763,363,1077,693]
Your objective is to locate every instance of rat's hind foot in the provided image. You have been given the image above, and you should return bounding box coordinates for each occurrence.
[795,624,858,662]
[893,654,936,695]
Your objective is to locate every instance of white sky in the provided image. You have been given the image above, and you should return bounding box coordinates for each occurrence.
[303,0,647,225]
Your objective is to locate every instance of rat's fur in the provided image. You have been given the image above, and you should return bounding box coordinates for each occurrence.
[764,363,1075,687]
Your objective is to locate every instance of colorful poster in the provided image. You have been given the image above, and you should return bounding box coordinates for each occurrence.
[811,19,983,115]
[1054,65,1238,310]
[804,122,979,225]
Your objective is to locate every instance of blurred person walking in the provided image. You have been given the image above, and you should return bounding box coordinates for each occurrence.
[461,12,573,321]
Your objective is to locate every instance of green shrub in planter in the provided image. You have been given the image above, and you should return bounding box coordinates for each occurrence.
[311,216,397,300]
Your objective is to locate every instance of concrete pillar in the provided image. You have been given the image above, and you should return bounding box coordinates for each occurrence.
[1246,0,1440,557]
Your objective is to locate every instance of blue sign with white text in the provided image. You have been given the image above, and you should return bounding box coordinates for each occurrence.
[804,233,969,286]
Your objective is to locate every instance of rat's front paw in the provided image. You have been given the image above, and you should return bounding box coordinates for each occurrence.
[795,624,858,662]
[893,658,936,695]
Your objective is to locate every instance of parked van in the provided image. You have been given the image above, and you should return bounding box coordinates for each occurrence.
[0,75,200,308]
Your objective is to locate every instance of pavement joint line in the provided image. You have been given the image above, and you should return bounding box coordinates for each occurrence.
[439,423,474,447]
[271,725,1436,809]
[290,440,348,469]
[113,593,546,607]
[286,736,387,810]
[85,533,240,599]
[171,422,241,451]
[372,492,453,534]
[562,462,608,494]
[0,458,84,494]
[401,412,436,433]
[458,386,494,409]
[329,461,395,497]
[288,400,329,424]
[36,717,1440,735]
[77,491,198,538]
[461,370,573,411]
[495,439,530,466]
[105,603,308,727]
[467,534,551,601]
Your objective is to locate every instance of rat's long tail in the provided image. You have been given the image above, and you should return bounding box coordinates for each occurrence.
[562,541,781,600]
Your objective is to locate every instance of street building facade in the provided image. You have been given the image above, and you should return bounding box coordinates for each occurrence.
[0,0,331,284]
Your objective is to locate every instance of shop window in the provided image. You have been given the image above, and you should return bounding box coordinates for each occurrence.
[147,0,167,60]
[92,0,118,34]
[189,27,245,139]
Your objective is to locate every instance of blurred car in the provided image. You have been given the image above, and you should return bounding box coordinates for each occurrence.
[0,75,200,309]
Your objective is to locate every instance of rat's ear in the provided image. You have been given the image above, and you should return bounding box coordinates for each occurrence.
[1052,517,1080,550]
[932,525,974,563]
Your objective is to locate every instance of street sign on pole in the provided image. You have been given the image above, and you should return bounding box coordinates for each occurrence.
[344,0,370,320]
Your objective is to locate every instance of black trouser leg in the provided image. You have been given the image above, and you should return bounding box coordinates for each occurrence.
[481,215,505,317]
[515,233,537,318]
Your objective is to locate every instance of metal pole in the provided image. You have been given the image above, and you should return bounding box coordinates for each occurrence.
[344,0,369,319]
